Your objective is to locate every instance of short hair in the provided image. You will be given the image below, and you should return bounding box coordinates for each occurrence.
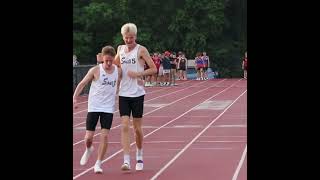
[102,46,116,56]
[121,23,137,35]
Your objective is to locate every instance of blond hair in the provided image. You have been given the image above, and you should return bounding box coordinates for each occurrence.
[121,23,137,35]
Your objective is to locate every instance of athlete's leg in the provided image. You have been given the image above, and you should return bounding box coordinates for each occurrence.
[131,95,144,170]
[121,116,131,155]
[80,112,99,165]
[132,118,143,151]
[93,128,110,173]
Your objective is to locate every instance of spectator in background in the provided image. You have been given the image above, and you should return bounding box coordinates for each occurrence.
[202,52,210,80]
[151,52,161,86]
[157,53,165,86]
[169,52,178,86]
[242,51,247,79]
[161,51,171,86]
[194,52,204,80]
[177,52,187,80]
[73,55,79,67]
[96,53,103,64]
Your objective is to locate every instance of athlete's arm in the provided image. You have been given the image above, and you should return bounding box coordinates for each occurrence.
[116,66,122,95]
[73,67,97,106]
[113,45,121,67]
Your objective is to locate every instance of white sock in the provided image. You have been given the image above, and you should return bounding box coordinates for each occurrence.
[87,146,93,151]
[124,154,130,164]
[136,149,143,161]
[95,160,101,166]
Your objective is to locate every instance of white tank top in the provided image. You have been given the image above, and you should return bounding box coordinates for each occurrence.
[88,64,118,113]
[119,44,145,97]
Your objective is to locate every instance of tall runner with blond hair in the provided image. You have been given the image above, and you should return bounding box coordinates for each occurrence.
[114,23,157,171]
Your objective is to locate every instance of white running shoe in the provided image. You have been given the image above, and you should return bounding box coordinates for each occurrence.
[94,164,103,174]
[121,163,131,171]
[135,160,143,171]
[80,146,94,165]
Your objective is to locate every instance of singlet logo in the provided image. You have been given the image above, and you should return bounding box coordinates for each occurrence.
[101,77,116,87]
[121,57,136,64]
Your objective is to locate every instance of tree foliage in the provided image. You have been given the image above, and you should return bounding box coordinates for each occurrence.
[73,0,246,77]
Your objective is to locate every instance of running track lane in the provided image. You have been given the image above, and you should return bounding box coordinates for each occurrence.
[74,80,235,177]
[77,78,245,179]
[73,80,224,143]
[73,79,227,156]
[73,80,208,127]
[150,89,247,180]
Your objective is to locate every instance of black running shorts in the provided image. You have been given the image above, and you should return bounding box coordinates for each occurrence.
[119,95,144,118]
[86,112,113,131]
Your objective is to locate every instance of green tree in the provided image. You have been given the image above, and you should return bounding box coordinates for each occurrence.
[73,0,247,77]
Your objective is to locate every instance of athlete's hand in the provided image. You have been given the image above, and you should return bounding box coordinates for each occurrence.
[127,70,144,86]
[127,70,141,78]
[137,79,145,86]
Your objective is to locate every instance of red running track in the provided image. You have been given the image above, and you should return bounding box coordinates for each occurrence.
[73,79,247,180]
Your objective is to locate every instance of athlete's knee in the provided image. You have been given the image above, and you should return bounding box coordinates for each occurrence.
[100,132,108,141]
[85,131,94,139]
[122,123,130,133]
